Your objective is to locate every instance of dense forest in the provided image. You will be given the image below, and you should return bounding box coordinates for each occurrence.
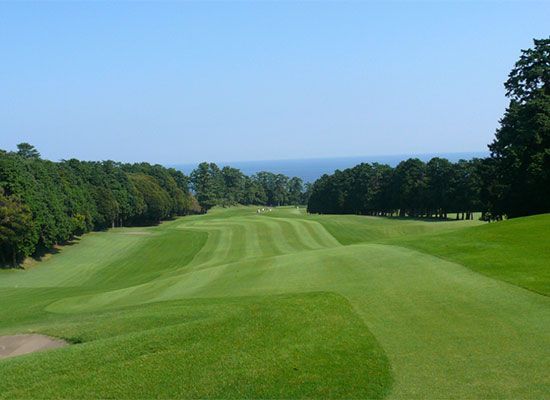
[307,157,487,219]
[0,147,202,266]
[190,162,309,211]
[308,38,550,220]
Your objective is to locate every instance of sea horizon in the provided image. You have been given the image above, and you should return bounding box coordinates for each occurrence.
[171,151,489,183]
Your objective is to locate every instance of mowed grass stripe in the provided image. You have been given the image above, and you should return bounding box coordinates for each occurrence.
[274,218,330,251]
[283,217,341,249]
[184,224,233,270]
[251,219,285,257]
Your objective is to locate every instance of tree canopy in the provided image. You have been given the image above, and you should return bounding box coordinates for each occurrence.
[307,157,485,219]
[190,163,307,211]
[488,37,550,217]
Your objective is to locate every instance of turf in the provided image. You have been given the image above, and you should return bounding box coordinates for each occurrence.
[0,206,548,399]
[384,214,550,296]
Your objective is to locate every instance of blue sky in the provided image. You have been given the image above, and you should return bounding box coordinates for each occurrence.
[1,1,549,164]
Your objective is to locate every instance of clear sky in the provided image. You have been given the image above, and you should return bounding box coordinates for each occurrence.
[1,1,549,164]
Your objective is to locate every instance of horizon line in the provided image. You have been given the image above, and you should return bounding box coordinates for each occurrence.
[169,150,490,167]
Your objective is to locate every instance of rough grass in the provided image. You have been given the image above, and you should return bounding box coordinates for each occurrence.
[0,206,548,399]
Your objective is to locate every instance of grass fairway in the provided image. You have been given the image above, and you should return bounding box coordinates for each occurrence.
[0,207,548,399]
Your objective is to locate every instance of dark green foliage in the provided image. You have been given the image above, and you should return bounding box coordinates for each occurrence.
[505,38,549,102]
[221,166,246,205]
[426,157,453,218]
[391,158,427,217]
[242,175,268,205]
[190,162,224,211]
[307,157,484,218]
[288,177,304,205]
[0,189,36,266]
[128,174,172,223]
[0,145,199,266]
[16,143,40,159]
[488,38,550,218]
[92,187,119,229]
[255,171,290,206]
[190,164,304,209]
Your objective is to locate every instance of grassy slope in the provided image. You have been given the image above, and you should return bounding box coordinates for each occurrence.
[385,214,550,296]
[0,206,548,399]
[312,211,549,295]
[306,213,483,245]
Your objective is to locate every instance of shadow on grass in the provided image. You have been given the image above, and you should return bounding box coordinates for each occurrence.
[382,215,475,223]
[0,237,81,270]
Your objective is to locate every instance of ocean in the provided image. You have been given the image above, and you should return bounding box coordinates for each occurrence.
[172,151,488,183]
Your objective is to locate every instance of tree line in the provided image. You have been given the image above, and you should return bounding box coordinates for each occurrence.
[308,38,550,220]
[307,157,487,219]
[190,162,309,212]
[0,145,201,266]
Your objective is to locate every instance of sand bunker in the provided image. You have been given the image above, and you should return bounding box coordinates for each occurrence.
[0,334,67,359]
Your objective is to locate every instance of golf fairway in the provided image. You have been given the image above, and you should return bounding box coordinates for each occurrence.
[0,207,548,399]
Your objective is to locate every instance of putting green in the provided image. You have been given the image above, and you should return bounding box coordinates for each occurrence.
[0,206,548,398]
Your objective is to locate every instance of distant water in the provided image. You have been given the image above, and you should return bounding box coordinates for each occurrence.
[172,151,488,183]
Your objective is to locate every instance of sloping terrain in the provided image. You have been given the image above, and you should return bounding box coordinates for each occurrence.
[0,207,548,398]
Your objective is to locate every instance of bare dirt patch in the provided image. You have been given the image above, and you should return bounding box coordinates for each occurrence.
[0,334,67,359]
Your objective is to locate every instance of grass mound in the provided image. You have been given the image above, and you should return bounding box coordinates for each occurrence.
[0,293,391,399]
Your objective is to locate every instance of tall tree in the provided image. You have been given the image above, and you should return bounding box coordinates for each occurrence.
[16,143,40,159]
[287,177,304,205]
[221,166,246,205]
[426,157,454,218]
[391,159,427,217]
[190,162,224,211]
[488,38,550,217]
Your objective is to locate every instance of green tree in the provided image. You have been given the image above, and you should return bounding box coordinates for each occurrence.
[391,159,427,217]
[242,176,267,205]
[489,38,550,217]
[426,157,454,218]
[190,162,224,211]
[287,177,304,205]
[0,190,37,266]
[129,174,172,223]
[221,166,246,205]
[16,142,40,159]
